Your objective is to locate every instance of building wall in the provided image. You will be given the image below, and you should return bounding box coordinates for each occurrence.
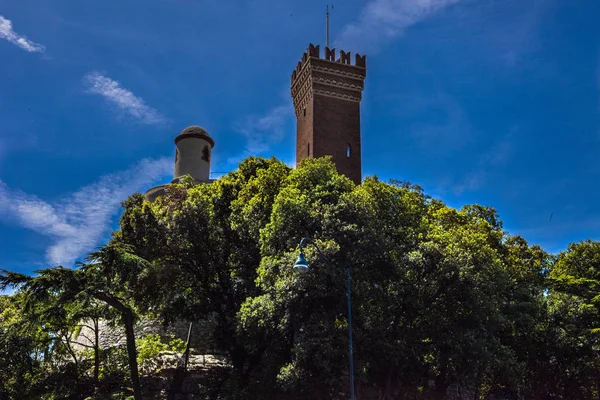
[291,44,366,185]
[73,316,218,353]
[296,96,314,163]
[173,137,212,183]
[312,94,361,185]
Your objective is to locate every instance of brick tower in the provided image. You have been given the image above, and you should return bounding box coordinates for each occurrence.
[291,43,367,185]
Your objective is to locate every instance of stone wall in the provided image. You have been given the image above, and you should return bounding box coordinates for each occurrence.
[74,316,217,353]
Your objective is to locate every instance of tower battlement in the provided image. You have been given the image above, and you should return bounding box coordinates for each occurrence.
[290,43,367,185]
[291,43,367,118]
[291,43,366,83]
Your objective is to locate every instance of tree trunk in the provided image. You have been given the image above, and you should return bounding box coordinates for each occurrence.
[473,368,483,400]
[123,308,142,400]
[64,332,79,369]
[93,317,100,384]
[92,291,142,400]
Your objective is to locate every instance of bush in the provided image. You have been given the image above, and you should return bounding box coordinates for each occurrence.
[137,333,187,365]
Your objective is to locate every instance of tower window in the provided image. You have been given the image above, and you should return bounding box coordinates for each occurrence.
[202,145,210,162]
[303,108,306,117]
[307,143,310,156]
[346,143,351,158]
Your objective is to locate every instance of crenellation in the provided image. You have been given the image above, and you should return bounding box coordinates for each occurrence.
[292,60,304,83]
[325,47,336,61]
[308,43,320,58]
[339,50,351,65]
[292,45,366,82]
[291,44,367,113]
[355,53,366,68]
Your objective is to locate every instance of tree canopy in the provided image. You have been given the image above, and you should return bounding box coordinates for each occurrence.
[1,156,599,399]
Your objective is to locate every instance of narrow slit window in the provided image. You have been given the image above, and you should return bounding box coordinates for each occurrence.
[303,108,306,117]
[307,143,310,156]
[201,145,210,162]
[346,143,351,158]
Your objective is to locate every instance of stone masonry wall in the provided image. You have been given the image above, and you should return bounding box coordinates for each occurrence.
[74,316,217,353]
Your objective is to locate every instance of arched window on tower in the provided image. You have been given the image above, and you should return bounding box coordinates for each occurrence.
[307,143,310,156]
[346,143,351,158]
[202,145,210,162]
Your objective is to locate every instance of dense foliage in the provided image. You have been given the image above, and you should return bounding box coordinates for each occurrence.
[1,156,599,399]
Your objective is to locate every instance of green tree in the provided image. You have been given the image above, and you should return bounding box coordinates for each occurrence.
[115,156,292,397]
[4,155,600,400]
[546,240,600,399]
[1,243,153,400]
[0,294,44,399]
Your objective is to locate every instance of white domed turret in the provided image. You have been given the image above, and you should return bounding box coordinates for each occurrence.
[172,126,215,184]
[144,125,216,202]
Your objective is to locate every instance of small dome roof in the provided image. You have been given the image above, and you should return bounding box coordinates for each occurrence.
[174,125,215,147]
[181,126,208,136]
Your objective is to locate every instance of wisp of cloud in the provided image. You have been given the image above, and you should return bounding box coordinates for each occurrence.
[335,0,460,53]
[227,104,293,165]
[0,158,172,266]
[0,15,45,53]
[84,72,166,125]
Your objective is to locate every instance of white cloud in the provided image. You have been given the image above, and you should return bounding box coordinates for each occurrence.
[84,72,166,125]
[0,16,45,53]
[0,158,172,266]
[227,104,293,165]
[335,0,460,53]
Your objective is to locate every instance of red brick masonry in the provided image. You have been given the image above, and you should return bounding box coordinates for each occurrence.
[291,44,367,185]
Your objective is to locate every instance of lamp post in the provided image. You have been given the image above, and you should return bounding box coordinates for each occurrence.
[293,237,355,400]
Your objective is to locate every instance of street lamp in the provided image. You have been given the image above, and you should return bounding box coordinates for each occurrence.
[293,237,355,400]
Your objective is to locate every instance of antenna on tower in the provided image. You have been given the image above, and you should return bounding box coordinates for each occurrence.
[326,5,330,48]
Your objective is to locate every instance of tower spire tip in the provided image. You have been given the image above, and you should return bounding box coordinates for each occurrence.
[326,4,330,48]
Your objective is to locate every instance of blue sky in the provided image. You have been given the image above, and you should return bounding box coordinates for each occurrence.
[0,0,599,276]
